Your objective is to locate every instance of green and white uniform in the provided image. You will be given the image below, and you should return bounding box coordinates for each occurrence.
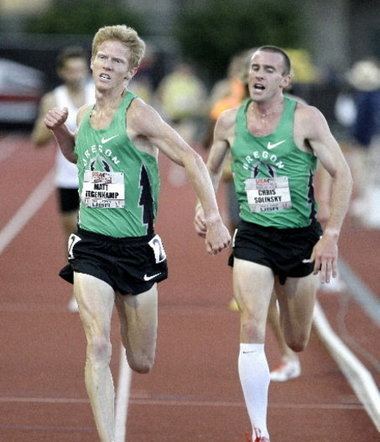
[75,91,160,237]
[231,96,318,229]
[60,91,168,294]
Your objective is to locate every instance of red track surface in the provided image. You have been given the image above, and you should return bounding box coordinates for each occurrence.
[0,134,378,441]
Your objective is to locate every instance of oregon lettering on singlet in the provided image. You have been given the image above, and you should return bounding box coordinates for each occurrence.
[231,96,318,228]
[75,91,160,237]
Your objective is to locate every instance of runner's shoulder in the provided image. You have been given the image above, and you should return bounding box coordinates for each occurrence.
[215,107,238,133]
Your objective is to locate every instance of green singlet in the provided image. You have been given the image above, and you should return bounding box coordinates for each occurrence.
[75,91,160,237]
[231,96,318,229]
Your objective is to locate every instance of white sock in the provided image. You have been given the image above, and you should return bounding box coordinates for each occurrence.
[238,343,270,439]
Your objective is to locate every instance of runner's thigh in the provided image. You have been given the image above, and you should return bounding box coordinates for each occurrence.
[274,273,319,349]
[233,258,274,343]
[233,258,274,312]
[115,284,158,369]
[74,272,115,338]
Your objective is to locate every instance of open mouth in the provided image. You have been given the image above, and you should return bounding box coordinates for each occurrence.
[253,83,265,91]
[99,73,111,80]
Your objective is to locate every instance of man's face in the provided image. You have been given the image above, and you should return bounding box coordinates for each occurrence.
[247,50,291,102]
[59,57,88,88]
[91,40,133,91]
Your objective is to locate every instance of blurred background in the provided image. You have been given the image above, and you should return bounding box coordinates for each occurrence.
[0,0,379,124]
[1,0,379,226]
[0,2,379,440]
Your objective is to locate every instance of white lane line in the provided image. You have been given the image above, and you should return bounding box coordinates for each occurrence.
[0,170,54,254]
[313,301,380,431]
[0,395,364,411]
[115,345,132,442]
[339,259,380,326]
[0,396,89,404]
[129,399,364,410]
[0,424,94,433]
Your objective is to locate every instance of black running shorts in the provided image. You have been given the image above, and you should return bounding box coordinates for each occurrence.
[57,187,80,213]
[59,228,168,295]
[228,220,322,284]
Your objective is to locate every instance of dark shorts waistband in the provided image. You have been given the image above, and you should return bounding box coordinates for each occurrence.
[77,227,155,245]
[238,219,322,236]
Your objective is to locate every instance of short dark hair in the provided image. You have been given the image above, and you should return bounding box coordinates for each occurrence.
[255,45,291,75]
[56,46,88,70]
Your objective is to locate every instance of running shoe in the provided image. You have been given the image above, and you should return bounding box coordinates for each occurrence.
[270,357,301,382]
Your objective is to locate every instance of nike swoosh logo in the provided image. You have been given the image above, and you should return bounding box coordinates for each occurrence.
[267,139,286,150]
[143,272,161,281]
[101,135,118,144]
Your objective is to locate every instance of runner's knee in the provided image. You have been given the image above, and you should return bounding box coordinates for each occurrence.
[285,331,310,352]
[126,349,154,374]
[240,314,266,342]
[86,336,112,367]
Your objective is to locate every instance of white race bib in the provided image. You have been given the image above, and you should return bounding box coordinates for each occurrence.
[245,176,292,213]
[82,170,125,208]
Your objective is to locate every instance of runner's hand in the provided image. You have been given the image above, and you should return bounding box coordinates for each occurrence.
[44,107,69,130]
[194,205,231,253]
[204,216,231,255]
[194,204,207,238]
[310,233,338,283]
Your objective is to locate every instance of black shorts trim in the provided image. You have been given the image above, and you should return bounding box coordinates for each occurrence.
[57,187,79,213]
[59,228,168,295]
[229,220,322,284]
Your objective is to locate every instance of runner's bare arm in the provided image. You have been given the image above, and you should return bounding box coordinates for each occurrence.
[207,109,236,191]
[128,99,231,254]
[195,109,236,236]
[314,164,332,227]
[299,106,353,282]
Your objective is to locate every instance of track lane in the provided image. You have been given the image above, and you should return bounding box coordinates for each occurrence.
[0,135,378,441]
[126,154,379,441]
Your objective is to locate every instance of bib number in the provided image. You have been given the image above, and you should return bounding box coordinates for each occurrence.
[245,176,292,212]
[82,170,125,208]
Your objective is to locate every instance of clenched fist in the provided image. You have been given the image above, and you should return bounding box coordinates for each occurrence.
[44,107,69,130]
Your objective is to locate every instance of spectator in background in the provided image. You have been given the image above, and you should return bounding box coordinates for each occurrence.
[156,62,208,185]
[157,61,207,142]
[345,58,380,227]
[156,62,207,178]
[31,46,94,312]
[129,43,157,104]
